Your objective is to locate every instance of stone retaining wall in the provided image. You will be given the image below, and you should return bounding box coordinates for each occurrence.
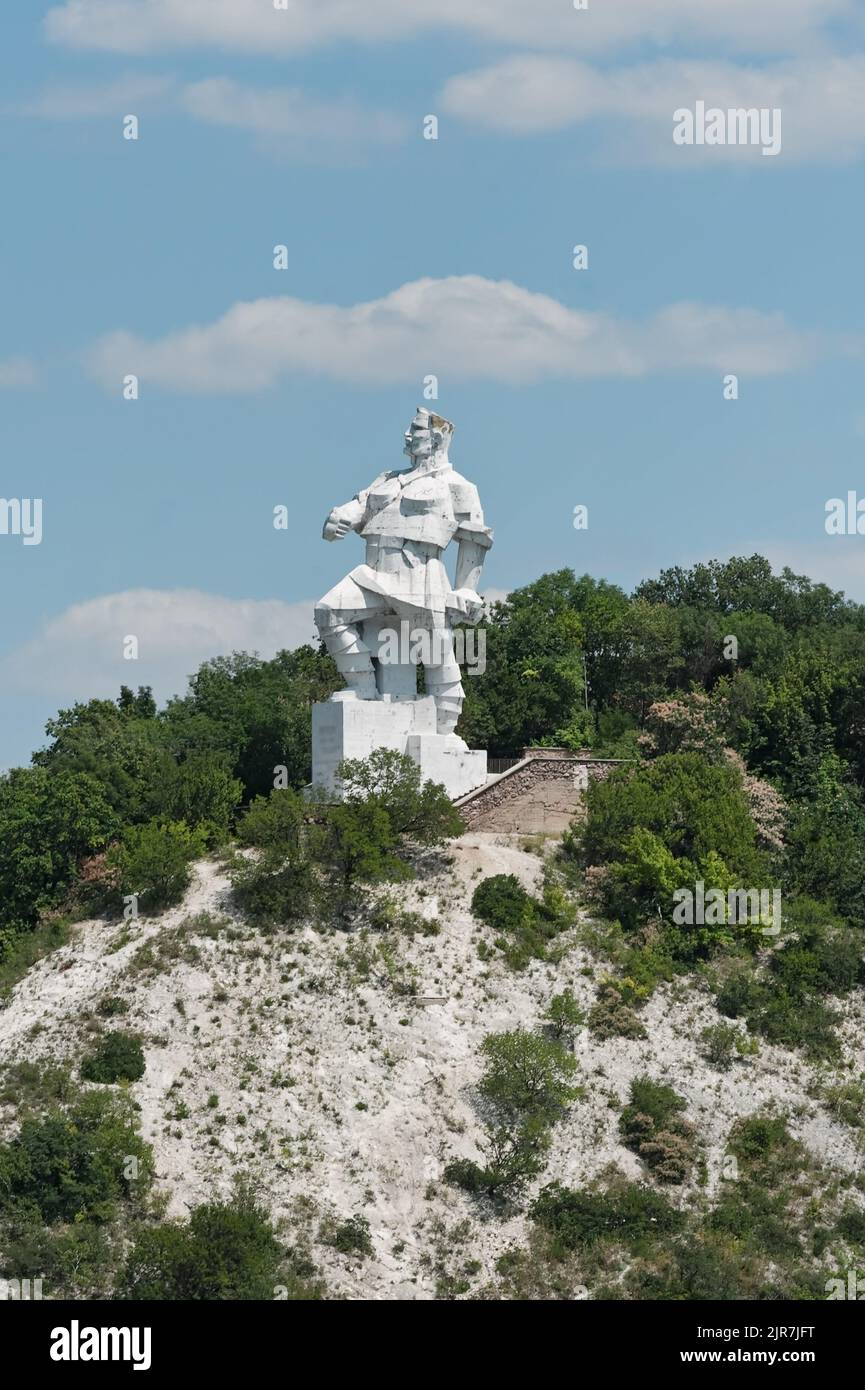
[455,751,631,834]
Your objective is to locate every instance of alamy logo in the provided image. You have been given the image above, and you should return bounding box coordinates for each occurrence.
[50,1321,152,1371]
[673,102,782,157]
[0,497,42,545]
[0,1277,42,1299]
[825,492,865,535]
[825,1271,864,1300]
[378,621,486,676]
[673,882,781,935]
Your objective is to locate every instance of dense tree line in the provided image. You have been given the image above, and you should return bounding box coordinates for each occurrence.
[1,555,863,958]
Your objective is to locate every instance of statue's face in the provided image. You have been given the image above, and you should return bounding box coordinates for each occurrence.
[404,418,433,460]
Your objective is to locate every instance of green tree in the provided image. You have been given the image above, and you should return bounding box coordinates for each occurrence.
[478,1028,578,1126]
[0,766,118,951]
[337,749,463,846]
[315,802,411,905]
[107,820,207,913]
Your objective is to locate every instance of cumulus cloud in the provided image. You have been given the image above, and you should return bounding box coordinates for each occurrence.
[0,589,317,703]
[0,357,37,388]
[85,275,840,393]
[43,0,851,57]
[441,54,865,163]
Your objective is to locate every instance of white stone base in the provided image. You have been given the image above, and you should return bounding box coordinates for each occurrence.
[405,732,489,801]
[311,695,487,801]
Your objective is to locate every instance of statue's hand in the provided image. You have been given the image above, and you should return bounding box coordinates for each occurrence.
[452,588,485,624]
[323,512,352,541]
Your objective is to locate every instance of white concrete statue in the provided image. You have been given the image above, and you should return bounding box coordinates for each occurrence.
[312,408,492,799]
[315,407,492,733]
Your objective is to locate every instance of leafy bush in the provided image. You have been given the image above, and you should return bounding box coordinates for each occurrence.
[699,1022,757,1071]
[712,911,861,1058]
[106,819,207,913]
[471,874,573,970]
[236,788,307,849]
[471,875,534,934]
[229,846,315,928]
[619,1077,697,1184]
[330,1214,374,1258]
[97,994,130,1018]
[337,749,463,847]
[571,753,768,949]
[0,1090,151,1224]
[543,989,585,1041]
[530,1179,683,1251]
[118,1194,286,1299]
[310,803,415,917]
[80,1032,146,1084]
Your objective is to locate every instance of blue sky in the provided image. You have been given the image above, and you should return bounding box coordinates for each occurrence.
[1,0,864,770]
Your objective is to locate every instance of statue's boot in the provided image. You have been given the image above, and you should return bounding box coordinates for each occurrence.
[315,613,377,700]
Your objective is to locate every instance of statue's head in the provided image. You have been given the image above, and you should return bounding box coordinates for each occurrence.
[403,407,454,464]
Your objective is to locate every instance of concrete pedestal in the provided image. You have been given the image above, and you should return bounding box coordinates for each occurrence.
[311,695,487,800]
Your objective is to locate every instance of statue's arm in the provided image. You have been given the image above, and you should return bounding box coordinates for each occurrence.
[323,470,392,541]
[322,496,364,541]
[450,477,493,591]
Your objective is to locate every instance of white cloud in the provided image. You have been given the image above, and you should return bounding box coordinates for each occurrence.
[0,589,317,703]
[179,77,406,152]
[441,54,865,163]
[18,74,174,118]
[85,275,840,393]
[44,0,853,57]
[15,74,404,159]
[0,357,37,388]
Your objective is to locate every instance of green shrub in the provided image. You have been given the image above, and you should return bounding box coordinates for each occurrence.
[80,1031,146,1084]
[620,1077,697,1184]
[118,1194,285,1299]
[713,921,857,1059]
[97,995,129,1018]
[471,875,534,934]
[571,752,767,944]
[699,1021,757,1071]
[331,1214,373,1258]
[836,1208,865,1245]
[236,788,306,849]
[106,819,207,913]
[229,846,315,927]
[543,989,585,1041]
[530,1179,683,1251]
[471,874,573,970]
[337,748,463,846]
[0,1090,151,1224]
[313,802,412,906]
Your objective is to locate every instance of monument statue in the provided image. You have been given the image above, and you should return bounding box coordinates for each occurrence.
[311,407,492,800]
